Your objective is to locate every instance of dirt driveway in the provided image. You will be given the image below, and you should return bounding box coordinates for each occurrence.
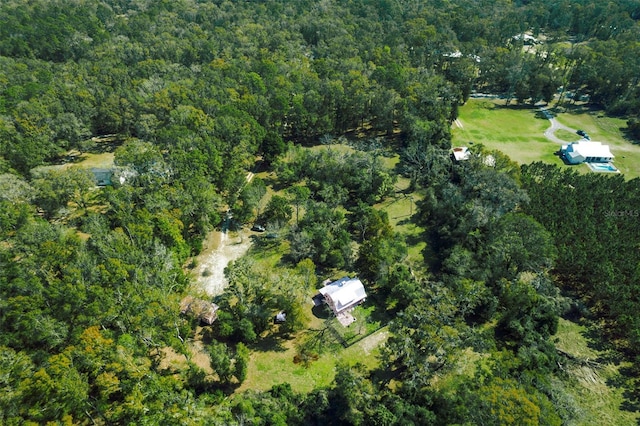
[193,229,252,296]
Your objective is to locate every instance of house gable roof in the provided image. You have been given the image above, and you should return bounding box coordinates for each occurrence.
[318,277,367,315]
[564,141,614,160]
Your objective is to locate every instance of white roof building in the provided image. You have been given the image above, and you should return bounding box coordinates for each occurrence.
[561,141,614,164]
[317,277,367,326]
[452,147,471,161]
[512,33,539,45]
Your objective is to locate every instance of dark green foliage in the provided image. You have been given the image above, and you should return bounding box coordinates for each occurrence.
[356,233,407,285]
[418,158,530,274]
[261,131,287,165]
[482,213,557,282]
[209,341,233,384]
[495,275,562,370]
[349,202,392,241]
[276,147,396,207]
[627,117,640,140]
[31,167,95,218]
[400,143,452,189]
[216,258,312,343]
[383,282,469,393]
[262,195,293,229]
[234,342,249,384]
[378,264,420,313]
[288,201,352,268]
[522,162,640,359]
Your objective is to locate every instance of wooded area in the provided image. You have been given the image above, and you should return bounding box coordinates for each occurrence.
[1,0,640,424]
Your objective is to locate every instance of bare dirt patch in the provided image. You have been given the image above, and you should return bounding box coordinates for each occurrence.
[157,341,212,374]
[192,229,252,296]
[357,328,389,355]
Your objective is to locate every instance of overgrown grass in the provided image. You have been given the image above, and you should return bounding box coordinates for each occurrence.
[553,318,640,425]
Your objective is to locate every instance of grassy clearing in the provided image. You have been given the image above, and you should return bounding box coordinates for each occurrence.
[374,155,426,262]
[553,318,639,425]
[73,151,115,169]
[33,151,115,175]
[453,99,558,164]
[376,190,425,262]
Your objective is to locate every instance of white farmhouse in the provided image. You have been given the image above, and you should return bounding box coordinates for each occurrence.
[560,141,614,164]
[316,277,367,326]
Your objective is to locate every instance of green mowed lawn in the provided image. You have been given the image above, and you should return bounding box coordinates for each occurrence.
[453,99,558,164]
[453,99,640,178]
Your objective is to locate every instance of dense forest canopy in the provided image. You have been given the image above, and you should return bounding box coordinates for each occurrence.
[1,0,640,424]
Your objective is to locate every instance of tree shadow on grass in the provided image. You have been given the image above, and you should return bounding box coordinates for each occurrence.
[312,302,332,320]
[404,229,426,249]
[297,323,344,357]
[535,110,553,120]
[249,332,289,353]
[560,103,598,115]
[361,296,392,326]
[249,234,281,251]
[620,127,640,145]
[582,320,626,364]
[495,102,540,111]
[370,365,401,387]
[199,320,290,353]
[608,363,640,415]
[579,319,640,416]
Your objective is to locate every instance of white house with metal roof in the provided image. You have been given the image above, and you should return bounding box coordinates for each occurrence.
[560,141,614,164]
[317,277,367,326]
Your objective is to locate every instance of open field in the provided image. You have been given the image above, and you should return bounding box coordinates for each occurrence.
[453,99,640,179]
[71,151,115,169]
[452,100,557,164]
[554,318,639,425]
